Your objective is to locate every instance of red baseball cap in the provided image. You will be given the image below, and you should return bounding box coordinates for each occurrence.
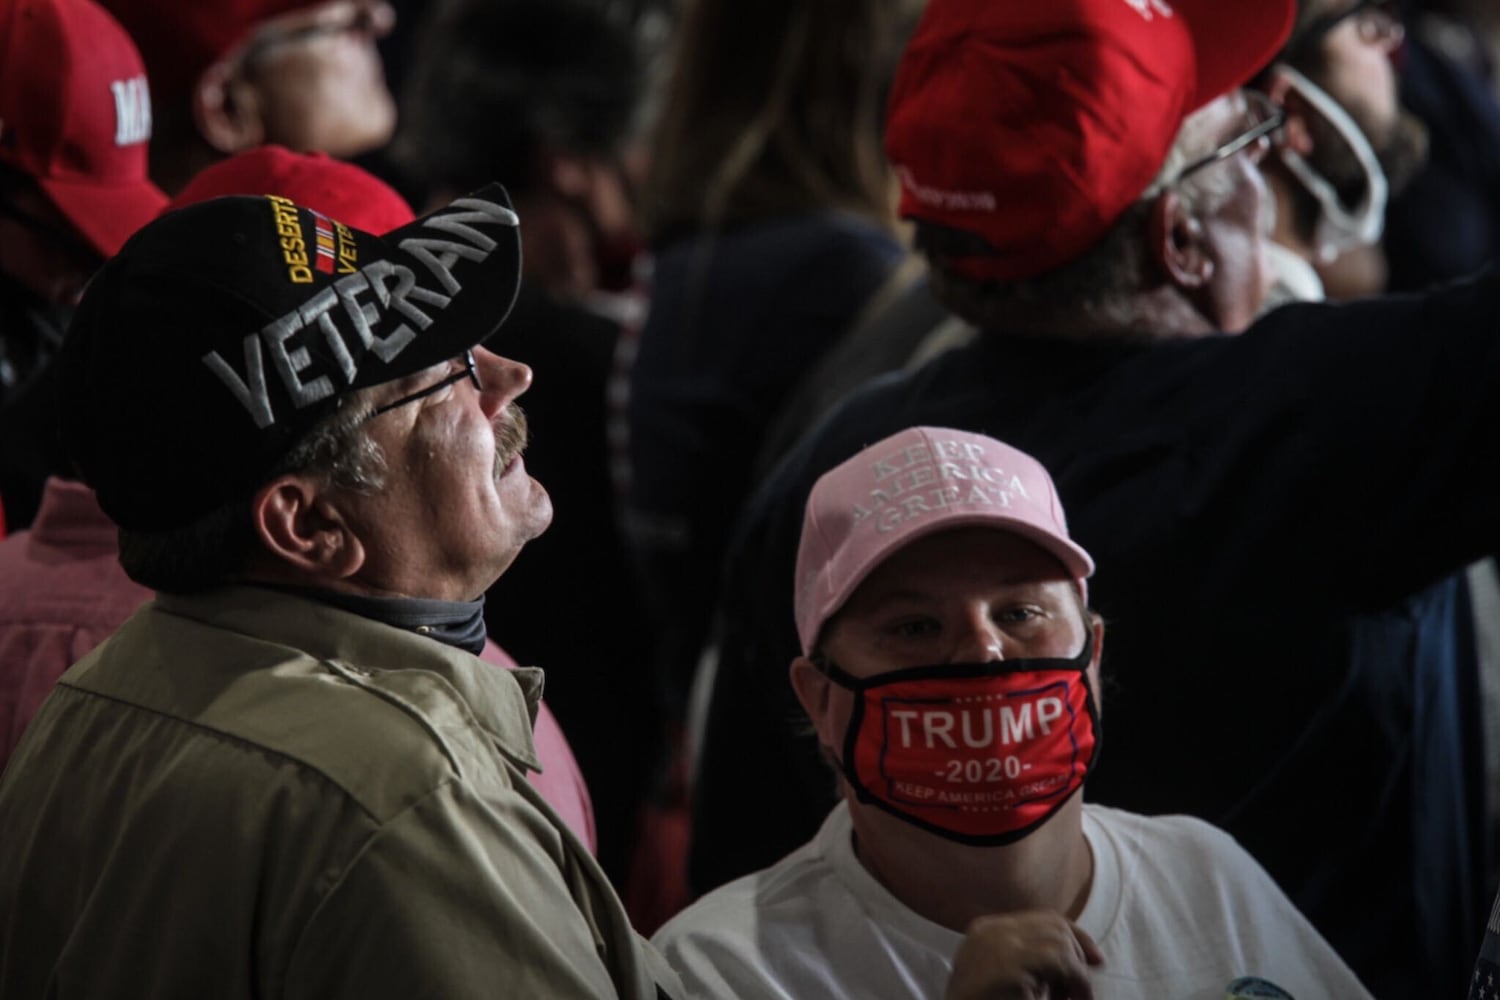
[170,144,414,234]
[885,0,1295,282]
[0,0,168,258]
[98,0,323,107]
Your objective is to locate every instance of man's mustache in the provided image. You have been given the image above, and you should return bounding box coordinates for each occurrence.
[493,403,530,472]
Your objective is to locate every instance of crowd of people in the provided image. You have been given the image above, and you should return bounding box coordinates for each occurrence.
[1,0,1498,996]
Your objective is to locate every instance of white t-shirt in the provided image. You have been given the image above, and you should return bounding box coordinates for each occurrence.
[653,805,1371,1000]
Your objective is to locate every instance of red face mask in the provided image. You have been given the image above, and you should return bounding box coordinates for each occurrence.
[817,638,1099,846]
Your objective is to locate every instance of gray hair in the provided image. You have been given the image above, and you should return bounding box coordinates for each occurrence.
[118,390,389,594]
[1142,100,1242,214]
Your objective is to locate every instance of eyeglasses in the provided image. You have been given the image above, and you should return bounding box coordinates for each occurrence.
[239,1,386,71]
[1150,89,1285,193]
[1285,0,1403,64]
[364,350,481,422]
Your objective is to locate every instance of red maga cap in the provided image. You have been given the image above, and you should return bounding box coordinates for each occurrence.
[0,0,167,257]
[170,145,415,234]
[884,0,1294,282]
[99,0,323,106]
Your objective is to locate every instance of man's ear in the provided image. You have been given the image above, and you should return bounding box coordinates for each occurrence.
[1086,613,1105,709]
[251,474,364,580]
[1148,190,1214,291]
[790,656,838,747]
[192,59,265,154]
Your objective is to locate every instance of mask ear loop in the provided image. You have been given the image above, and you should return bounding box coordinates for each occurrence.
[1270,64,1389,264]
[809,649,868,691]
[805,649,882,807]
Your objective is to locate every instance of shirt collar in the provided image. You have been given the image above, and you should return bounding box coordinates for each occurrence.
[29,477,118,551]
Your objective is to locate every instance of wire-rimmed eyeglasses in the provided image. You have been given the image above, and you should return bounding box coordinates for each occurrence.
[363,350,481,423]
[1149,89,1285,195]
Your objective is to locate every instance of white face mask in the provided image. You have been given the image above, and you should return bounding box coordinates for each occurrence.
[1271,64,1389,264]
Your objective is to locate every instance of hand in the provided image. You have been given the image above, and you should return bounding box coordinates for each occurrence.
[944,912,1104,1000]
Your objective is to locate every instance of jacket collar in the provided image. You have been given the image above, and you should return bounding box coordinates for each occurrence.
[154,585,542,772]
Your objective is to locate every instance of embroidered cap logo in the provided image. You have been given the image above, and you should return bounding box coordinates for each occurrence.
[200,195,520,429]
[110,75,152,147]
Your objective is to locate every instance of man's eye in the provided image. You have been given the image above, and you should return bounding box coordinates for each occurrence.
[433,364,468,393]
[887,617,939,639]
[994,606,1042,624]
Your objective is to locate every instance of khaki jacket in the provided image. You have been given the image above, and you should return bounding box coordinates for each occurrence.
[0,586,681,999]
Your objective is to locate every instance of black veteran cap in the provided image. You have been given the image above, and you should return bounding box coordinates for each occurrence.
[58,184,523,531]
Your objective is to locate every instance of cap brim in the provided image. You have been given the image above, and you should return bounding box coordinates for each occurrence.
[37,173,169,259]
[1176,0,1296,109]
[347,182,524,390]
[811,511,1097,654]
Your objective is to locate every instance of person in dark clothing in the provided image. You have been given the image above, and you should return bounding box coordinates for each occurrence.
[1382,3,1500,292]
[691,1,1489,997]
[752,260,953,480]
[623,0,918,751]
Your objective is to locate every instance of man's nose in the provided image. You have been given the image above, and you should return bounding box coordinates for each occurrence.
[952,611,1004,663]
[472,347,532,418]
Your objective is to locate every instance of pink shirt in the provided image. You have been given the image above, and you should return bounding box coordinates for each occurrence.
[0,478,149,767]
[481,639,598,854]
[0,478,598,855]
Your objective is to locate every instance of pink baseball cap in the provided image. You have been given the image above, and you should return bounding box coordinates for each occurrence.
[99,0,324,107]
[884,0,1295,282]
[0,0,168,257]
[169,145,414,233]
[794,427,1095,655]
